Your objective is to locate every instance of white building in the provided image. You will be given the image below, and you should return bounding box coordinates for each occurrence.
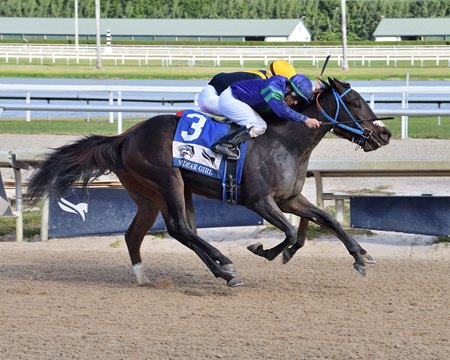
[0,18,311,43]
[374,18,450,41]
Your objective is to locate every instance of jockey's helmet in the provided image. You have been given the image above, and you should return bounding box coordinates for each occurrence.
[288,74,313,102]
[269,60,296,78]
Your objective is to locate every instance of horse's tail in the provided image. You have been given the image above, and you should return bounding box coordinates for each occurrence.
[26,134,125,206]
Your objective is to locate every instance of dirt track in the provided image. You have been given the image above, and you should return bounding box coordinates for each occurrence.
[1,136,450,359]
[1,230,449,360]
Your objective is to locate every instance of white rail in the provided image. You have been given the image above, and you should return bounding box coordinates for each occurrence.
[1,54,449,68]
[1,45,449,67]
[0,84,449,137]
[2,45,450,56]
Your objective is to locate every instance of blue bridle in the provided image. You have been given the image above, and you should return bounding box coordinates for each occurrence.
[316,87,371,145]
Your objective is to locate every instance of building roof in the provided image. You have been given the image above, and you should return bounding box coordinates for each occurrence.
[374,18,450,37]
[0,17,305,37]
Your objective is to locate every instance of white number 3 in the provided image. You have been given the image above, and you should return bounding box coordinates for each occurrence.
[181,113,207,141]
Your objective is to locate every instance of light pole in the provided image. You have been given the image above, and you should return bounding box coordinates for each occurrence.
[95,0,102,69]
[341,0,349,70]
[74,0,79,51]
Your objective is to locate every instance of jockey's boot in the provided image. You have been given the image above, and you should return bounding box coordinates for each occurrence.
[211,126,252,160]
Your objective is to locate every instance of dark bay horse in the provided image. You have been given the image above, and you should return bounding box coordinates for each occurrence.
[26,78,392,287]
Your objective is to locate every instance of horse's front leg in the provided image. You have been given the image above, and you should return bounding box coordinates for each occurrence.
[279,194,375,276]
[161,177,242,287]
[184,188,238,275]
[246,196,297,261]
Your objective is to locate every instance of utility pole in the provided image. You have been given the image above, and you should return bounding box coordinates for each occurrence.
[95,0,102,69]
[341,0,349,70]
[74,0,79,51]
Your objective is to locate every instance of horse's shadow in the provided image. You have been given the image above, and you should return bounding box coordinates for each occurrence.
[1,254,237,295]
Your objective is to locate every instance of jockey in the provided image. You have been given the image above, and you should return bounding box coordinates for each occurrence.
[211,74,322,160]
[198,60,296,116]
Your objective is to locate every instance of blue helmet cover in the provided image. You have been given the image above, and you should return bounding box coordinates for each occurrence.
[289,75,312,101]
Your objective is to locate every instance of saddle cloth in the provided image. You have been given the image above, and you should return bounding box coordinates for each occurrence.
[172,109,249,186]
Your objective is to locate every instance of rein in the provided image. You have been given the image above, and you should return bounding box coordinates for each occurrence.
[315,87,372,145]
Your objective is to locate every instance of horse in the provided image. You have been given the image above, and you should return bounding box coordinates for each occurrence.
[26,78,392,287]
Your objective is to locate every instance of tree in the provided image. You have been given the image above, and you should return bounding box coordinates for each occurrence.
[1,0,449,40]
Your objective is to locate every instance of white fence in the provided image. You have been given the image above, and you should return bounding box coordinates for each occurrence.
[1,45,450,67]
[1,84,450,138]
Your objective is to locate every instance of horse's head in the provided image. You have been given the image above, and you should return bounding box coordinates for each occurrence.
[315,78,392,152]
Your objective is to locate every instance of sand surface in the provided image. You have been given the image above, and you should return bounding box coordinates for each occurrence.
[0,228,449,360]
[1,135,449,359]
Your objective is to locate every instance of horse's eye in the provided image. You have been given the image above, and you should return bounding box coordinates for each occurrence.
[353,102,362,109]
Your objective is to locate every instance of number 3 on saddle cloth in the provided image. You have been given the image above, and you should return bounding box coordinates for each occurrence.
[172,110,250,204]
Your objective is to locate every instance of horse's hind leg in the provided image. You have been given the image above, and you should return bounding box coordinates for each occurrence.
[184,188,237,275]
[246,196,298,261]
[163,212,241,286]
[282,217,309,264]
[125,193,160,286]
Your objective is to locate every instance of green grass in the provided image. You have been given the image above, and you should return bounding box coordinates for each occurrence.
[0,118,145,135]
[0,210,41,241]
[0,62,449,81]
[343,185,395,196]
[386,117,450,139]
[434,236,450,244]
[109,239,122,248]
[260,222,374,240]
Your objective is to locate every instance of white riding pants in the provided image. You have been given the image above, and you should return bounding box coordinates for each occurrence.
[218,87,267,137]
[198,85,221,116]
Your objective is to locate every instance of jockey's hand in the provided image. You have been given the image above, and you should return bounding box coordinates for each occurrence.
[304,117,321,129]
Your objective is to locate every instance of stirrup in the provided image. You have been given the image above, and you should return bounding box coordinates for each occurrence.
[212,143,241,160]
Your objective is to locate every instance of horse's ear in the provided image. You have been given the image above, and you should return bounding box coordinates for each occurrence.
[328,77,337,90]
[320,78,330,89]
[331,78,350,93]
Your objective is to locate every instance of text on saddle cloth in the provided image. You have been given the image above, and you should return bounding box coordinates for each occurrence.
[172,109,249,186]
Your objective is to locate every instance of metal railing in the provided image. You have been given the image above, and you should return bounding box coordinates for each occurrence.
[1,84,450,137]
[2,150,450,242]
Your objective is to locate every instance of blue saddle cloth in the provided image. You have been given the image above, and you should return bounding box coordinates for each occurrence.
[172,110,249,200]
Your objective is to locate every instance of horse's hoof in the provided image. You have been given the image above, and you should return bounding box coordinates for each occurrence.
[135,274,151,286]
[282,250,292,264]
[363,253,376,264]
[353,262,366,277]
[222,263,238,275]
[227,278,243,287]
[247,243,263,255]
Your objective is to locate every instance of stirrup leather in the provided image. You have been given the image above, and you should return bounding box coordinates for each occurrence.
[212,143,241,160]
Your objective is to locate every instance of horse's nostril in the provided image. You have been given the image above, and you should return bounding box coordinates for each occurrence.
[381,128,392,143]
